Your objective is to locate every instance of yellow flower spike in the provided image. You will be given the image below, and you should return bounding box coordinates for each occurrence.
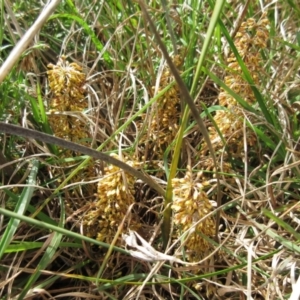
[83,154,141,245]
[138,55,182,158]
[47,56,96,201]
[171,166,215,261]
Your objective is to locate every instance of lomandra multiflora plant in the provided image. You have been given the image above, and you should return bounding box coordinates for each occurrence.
[171,14,269,261]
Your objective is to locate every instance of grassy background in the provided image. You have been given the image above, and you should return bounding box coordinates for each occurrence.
[1,0,300,299]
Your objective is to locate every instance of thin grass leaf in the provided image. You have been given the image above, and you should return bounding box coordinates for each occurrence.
[48,13,112,66]
[253,126,286,158]
[96,273,170,291]
[200,102,226,146]
[26,93,40,125]
[36,83,50,131]
[17,194,65,299]
[262,208,300,241]
[4,242,43,253]
[102,292,118,300]
[254,214,300,254]
[177,280,204,300]
[4,241,81,253]
[0,207,128,255]
[0,159,39,260]
[203,67,255,113]
[190,0,225,96]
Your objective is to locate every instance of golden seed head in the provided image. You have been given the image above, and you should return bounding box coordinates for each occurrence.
[200,14,268,159]
[47,56,86,103]
[171,166,215,261]
[83,154,141,245]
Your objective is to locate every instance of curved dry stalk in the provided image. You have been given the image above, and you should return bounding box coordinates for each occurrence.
[0,122,165,196]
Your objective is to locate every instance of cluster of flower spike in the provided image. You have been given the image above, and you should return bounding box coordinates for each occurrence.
[202,15,269,159]
[46,15,269,259]
[171,15,269,260]
[83,154,141,244]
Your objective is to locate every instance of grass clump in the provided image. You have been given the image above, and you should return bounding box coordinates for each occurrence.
[1,1,300,299]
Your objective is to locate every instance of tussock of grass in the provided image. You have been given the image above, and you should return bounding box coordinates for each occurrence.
[1,0,300,299]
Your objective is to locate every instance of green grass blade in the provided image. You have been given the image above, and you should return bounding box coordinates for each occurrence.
[203,66,256,112]
[0,207,128,255]
[17,194,65,299]
[0,159,39,260]
[4,241,82,253]
[4,242,43,253]
[36,83,50,131]
[255,213,300,254]
[262,208,300,241]
[190,0,225,97]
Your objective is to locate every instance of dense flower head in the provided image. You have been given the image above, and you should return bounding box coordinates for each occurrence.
[47,55,86,101]
[47,56,95,197]
[144,55,182,155]
[171,166,215,261]
[83,154,141,244]
[47,56,89,144]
